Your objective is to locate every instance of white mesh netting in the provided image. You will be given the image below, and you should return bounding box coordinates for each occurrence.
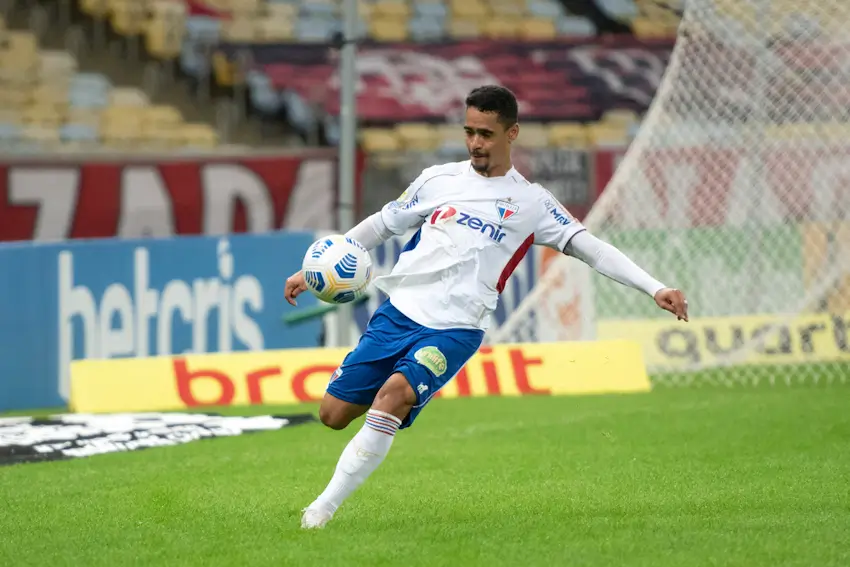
[489,0,850,386]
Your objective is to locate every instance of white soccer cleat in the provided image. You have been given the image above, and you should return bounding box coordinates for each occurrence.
[300,502,335,529]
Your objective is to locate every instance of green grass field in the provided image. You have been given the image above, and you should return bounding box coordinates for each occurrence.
[2,386,849,567]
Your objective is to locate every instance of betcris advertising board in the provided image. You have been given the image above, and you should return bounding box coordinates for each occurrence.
[0,232,320,411]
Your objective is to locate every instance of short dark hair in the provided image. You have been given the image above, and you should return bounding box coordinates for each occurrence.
[465,85,518,127]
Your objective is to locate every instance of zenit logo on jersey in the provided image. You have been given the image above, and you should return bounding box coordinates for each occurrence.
[495,199,519,224]
[430,206,507,243]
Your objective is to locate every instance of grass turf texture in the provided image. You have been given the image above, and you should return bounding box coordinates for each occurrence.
[2,386,849,567]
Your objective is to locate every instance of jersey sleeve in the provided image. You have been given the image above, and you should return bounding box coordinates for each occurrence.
[533,187,587,251]
[379,167,443,235]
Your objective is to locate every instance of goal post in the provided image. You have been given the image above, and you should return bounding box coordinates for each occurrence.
[488,0,850,386]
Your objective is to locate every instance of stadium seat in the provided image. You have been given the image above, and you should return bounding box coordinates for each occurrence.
[146,1,188,59]
[22,125,61,147]
[182,123,219,148]
[147,126,187,149]
[79,0,109,18]
[228,0,264,18]
[69,74,112,109]
[110,87,149,107]
[39,51,77,82]
[266,2,299,19]
[31,84,69,107]
[587,122,629,147]
[247,71,283,114]
[556,16,597,37]
[548,122,589,148]
[637,0,680,22]
[257,17,295,41]
[818,122,850,142]
[409,16,445,41]
[594,0,639,22]
[369,17,409,41]
[222,18,259,42]
[280,90,319,136]
[67,108,103,128]
[483,18,520,39]
[434,123,465,150]
[451,0,488,19]
[490,0,528,18]
[145,105,183,127]
[395,123,439,150]
[23,105,65,127]
[373,1,411,19]
[449,18,482,38]
[301,1,338,19]
[0,110,22,126]
[60,123,99,144]
[110,0,148,36]
[0,123,21,144]
[527,0,565,18]
[102,115,145,148]
[514,123,549,148]
[0,32,40,85]
[181,16,222,78]
[69,88,110,109]
[520,17,557,39]
[602,108,639,126]
[632,17,671,39]
[71,72,112,91]
[297,17,337,41]
[0,85,31,109]
[766,123,825,141]
[415,2,448,19]
[767,1,821,37]
[360,128,401,153]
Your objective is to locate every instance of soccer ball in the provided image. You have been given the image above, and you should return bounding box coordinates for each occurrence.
[302,235,373,304]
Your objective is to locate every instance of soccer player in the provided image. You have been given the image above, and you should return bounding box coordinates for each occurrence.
[285,85,689,529]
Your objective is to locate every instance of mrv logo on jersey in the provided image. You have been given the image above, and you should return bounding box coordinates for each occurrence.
[545,199,573,226]
[430,206,508,243]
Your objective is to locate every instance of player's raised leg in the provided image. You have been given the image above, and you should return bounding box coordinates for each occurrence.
[301,325,484,529]
[301,373,415,529]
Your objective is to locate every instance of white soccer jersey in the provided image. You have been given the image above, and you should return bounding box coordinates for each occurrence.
[373,160,586,331]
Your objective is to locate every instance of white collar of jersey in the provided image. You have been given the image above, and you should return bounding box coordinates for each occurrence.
[465,160,520,181]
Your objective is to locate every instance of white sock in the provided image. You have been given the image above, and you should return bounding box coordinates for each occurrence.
[314,409,402,513]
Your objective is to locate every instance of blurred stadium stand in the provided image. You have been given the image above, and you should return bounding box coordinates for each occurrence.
[0,0,680,213]
[0,0,680,150]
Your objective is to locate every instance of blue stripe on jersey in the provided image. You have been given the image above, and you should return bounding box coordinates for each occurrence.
[401,227,422,254]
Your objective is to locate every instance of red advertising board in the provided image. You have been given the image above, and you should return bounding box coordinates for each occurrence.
[0,150,361,242]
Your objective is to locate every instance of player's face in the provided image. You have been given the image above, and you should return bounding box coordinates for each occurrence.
[464,107,518,177]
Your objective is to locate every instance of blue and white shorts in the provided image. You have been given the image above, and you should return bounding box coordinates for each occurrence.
[326,300,484,429]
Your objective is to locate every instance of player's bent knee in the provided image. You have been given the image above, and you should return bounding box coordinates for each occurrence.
[318,397,362,431]
[318,405,351,430]
[373,372,417,416]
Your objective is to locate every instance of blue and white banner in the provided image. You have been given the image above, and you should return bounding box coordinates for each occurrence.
[0,232,320,411]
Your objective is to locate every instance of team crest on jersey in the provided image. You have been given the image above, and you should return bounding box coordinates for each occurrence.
[495,198,519,224]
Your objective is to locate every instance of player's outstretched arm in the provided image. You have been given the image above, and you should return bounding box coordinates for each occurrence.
[565,231,689,322]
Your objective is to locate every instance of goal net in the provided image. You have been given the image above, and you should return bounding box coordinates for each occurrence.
[488,0,850,386]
